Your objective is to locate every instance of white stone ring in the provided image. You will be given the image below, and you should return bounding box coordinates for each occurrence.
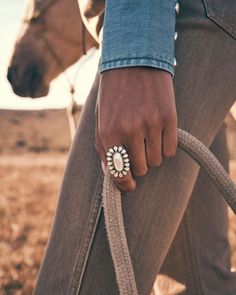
[106,145,130,177]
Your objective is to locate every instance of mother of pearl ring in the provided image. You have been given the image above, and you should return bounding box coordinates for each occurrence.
[106,145,130,177]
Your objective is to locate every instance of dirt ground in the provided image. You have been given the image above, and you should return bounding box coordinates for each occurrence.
[0,109,70,294]
[0,109,236,295]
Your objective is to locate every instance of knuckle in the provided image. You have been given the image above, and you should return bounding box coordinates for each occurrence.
[122,126,136,137]
[162,108,177,125]
[146,113,160,127]
[121,119,141,136]
[100,119,143,139]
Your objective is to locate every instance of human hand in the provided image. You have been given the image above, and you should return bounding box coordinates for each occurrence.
[95,67,177,192]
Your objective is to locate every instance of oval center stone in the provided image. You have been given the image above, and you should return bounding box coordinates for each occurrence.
[113,152,124,172]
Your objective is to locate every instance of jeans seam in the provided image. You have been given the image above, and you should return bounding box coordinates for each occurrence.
[68,170,104,295]
[185,208,204,295]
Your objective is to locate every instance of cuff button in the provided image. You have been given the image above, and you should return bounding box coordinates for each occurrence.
[174,58,177,67]
[174,32,178,40]
[175,2,180,14]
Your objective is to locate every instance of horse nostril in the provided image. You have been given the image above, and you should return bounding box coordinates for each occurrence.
[7,64,42,87]
[7,66,16,84]
[7,63,47,98]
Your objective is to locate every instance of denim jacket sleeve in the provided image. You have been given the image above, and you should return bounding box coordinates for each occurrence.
[99,1,178,76]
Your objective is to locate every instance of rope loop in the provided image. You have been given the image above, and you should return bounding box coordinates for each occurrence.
[102,128,236,295]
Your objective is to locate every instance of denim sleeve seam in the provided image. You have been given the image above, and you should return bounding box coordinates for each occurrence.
[99,58,174,76]
[101,55,173,64]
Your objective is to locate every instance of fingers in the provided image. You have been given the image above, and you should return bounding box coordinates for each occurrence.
[126,135,148,176]
[104,143,137,192]
[95,112,177,192]
[162,117,178,158]
[145,110,177,166]
[95,105,107,165]
[95,105,136,192]
[145,126,162,167]
[107,161,136,192]
[102,137,149,191]
[145,128,177,167]
[94,66,178,193]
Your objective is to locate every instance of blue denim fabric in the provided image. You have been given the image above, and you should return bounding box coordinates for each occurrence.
[99,1,177,76]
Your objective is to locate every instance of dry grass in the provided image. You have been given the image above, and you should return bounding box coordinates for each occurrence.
[0,109,70,294]
[0,154,236,295]
[0,109,236,294]
[0,154,66,295]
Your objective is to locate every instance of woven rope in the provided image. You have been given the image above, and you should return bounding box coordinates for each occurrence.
[102,170,139,295]
[102,128,236,295]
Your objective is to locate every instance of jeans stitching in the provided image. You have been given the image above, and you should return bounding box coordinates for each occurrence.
[185,208,204,295]
[68,170,104,295]
[202,0,236,40]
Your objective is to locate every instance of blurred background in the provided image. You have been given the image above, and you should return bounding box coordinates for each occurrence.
[0,1,236,294]
[0,0,99,110]
[1,0,100,294]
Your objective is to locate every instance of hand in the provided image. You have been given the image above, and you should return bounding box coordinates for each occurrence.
[95,67,177,192]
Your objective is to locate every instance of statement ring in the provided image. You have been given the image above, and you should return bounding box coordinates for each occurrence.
[106,145,130,177]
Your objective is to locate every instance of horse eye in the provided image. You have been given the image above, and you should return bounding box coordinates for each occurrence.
[30,16,42,25]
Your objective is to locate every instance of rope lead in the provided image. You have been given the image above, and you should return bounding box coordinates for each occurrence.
[102,128,236,295]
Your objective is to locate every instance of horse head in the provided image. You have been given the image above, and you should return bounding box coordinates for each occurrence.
[7,0,97,98]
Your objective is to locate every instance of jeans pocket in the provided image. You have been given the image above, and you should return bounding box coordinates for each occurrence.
[202,0,236,39]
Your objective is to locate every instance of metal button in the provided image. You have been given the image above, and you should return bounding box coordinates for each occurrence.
[174,32,178,40]
[174,58,177,67]
[175,2,180,14]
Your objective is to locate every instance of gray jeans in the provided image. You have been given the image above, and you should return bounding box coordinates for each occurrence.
[33,0,236,294]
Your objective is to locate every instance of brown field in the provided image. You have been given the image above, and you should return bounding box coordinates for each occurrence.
[0,109,236,295]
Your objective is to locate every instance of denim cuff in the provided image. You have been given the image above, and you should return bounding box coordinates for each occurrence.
[99,57,174,77]
[99,0,176,78]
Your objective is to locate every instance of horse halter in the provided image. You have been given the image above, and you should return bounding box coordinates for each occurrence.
[20,0,87,111]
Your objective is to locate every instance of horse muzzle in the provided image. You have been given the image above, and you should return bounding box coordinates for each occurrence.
[7,64,49,98]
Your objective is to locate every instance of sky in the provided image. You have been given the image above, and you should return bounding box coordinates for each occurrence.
[0,0,99,110]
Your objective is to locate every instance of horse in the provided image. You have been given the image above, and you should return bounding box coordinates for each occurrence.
[7,0,100,137]
[7,0,98,99]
